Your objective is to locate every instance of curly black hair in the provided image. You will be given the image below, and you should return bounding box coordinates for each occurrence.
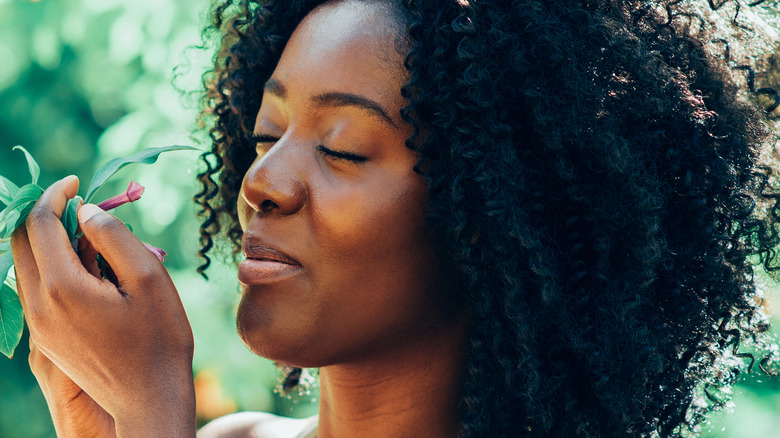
[195,0,780,436]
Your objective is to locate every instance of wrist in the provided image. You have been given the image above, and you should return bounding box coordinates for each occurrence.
[113,376,196,438]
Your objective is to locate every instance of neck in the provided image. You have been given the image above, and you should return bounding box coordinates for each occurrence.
[315,317,468,438]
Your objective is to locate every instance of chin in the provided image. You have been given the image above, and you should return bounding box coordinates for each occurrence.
[235,299,330,368]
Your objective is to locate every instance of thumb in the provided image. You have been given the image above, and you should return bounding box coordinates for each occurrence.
[77,203,163,289]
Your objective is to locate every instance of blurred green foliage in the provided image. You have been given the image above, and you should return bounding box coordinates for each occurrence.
[0,0,776,437]
[0,0,315,436]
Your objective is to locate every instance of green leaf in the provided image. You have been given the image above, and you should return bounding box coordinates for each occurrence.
[0,184,43,220]
[13,146,40,186]
[0,250,11,316]
[0,175,19,206]
[61,198,80,242]
[7,202,35,239]
[0,250,11,285]
[0,210,19,241]
[84,145,198,203]
[0,184,43,240]
[0,239,10,262]
[0,209,26,242]
[0,281,23,359]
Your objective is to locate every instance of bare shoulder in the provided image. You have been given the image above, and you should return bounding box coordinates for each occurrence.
[197,412,318,438]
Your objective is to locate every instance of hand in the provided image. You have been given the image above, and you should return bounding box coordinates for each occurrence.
[29,338,116,437]
[11,176,196,437]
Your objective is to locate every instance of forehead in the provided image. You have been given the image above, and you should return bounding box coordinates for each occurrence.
[271,1,407,104]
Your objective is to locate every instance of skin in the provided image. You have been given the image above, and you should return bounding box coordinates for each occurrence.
[11,1,467,437]
[237,0,459,369]
[11,178,196,437]
[235,2,467,436]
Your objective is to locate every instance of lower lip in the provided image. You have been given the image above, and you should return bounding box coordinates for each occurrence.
[238,259,302,285]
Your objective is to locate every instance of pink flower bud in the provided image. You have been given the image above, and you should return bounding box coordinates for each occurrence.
[97,181,145,211]
[143,243,167,262]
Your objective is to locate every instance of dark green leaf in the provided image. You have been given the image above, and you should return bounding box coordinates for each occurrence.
[0,176,19,206]
[0,281,23,359]
[84,145,198,203]
[13,146,40,186]
[61,198,80,242]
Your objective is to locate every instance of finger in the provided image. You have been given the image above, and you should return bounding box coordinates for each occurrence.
[28,337,41,376]
[10,227,40,312]
[73,198,100,277]
[28,338,74,405]
[77,203,165,291]
[25,176,82,277]
[28,337,49,381]
[77,235,101,278]
[28,337,57,386]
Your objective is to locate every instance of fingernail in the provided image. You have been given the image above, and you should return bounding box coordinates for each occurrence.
[78,203,101,224]
[63,175,78,184]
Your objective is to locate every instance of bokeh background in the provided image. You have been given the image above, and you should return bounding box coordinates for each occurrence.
[0,0,777,436]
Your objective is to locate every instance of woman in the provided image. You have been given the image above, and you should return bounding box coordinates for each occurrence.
[11,0,780,437]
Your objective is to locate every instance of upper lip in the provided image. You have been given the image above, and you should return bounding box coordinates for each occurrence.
[242,235,300,266]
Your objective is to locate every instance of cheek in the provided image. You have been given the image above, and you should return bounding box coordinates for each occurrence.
[314,176,428,264]
[311,177,438,317]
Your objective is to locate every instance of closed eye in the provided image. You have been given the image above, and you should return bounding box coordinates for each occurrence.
[250,133,366,164]
[250,134,279,150]
[316,145,367,164]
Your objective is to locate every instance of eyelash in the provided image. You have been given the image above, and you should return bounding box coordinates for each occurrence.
[249,134,367,164]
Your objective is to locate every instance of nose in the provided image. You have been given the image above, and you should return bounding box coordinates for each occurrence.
[241,139,307,216]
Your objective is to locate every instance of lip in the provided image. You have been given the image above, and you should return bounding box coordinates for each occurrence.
[238,237,302,285]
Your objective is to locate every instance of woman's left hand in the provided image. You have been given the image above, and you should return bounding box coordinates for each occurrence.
[11,175,196,437]
[28,337,117,437]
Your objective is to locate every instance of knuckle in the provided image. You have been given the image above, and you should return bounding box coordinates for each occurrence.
[25,207,49,229]
[87,210,118,230]
[39,276,57,294]
[28,344,41,367]
[87,214,129,244]
[28,352,41,376]
[134,265,160,288]
[39,277,64,302]
[27,346,50,383]
[39,273,78,308]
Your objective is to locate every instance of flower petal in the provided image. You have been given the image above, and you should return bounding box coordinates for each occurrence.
[142,242,167,262]
[126,180,145,202]
[96,181,145,211]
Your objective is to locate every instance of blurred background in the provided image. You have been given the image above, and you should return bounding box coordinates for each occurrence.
[0,0,777,436]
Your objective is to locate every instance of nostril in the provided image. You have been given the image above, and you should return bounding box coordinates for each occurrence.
[260,199,279,213]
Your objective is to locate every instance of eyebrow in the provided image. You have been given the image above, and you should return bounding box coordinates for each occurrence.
[264,78,398,129]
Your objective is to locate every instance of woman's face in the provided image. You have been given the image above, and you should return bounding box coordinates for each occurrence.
[236,1,456,367]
